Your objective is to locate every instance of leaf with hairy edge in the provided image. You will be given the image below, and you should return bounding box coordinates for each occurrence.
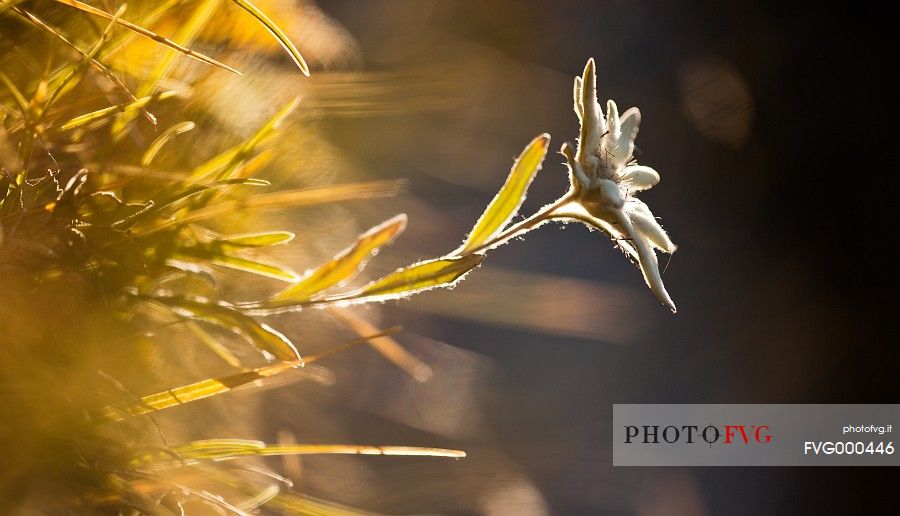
[231,0,310,76]
[269,214,406,306]
[334,254,484,303]
[457,134,550,254]
[151,297,300,361]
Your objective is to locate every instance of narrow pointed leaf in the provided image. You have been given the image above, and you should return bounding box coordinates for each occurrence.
[112,0,221,137]
[190,97,300,182]
[152,297,301,361]
[231,0,310,76]
[58,91,179,131]
[270,214,406,305]
[141,121,196,165]
[186,320,243,368]
[96,329,399,422]
[50,0,240,74]
[217,231,295,248]
[334,254,484,303]
[194,251,300,282]
[328,307,431,382]
[458,134,549,254]
[169,441,465,463]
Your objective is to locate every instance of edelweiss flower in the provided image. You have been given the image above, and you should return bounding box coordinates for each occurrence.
[555,58,677,312]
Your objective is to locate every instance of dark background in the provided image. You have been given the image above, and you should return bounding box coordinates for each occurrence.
[290,2,898,514]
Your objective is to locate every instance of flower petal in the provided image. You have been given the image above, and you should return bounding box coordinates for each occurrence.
[549,201,639,262]
[613,209,676,312]
[626,199,676,253]
[577,59,606,159]
[573,76,584,120]
[620,165,659,191]
[606,99,620,135]
[616,107,641,159]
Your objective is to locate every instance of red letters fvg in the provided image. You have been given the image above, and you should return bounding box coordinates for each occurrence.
[624,424,771,445]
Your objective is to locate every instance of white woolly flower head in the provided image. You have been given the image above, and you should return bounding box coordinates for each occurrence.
[557,58,677,312]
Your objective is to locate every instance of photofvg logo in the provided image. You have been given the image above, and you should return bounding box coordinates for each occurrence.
[613,404,900,466]
[624,424,771,446]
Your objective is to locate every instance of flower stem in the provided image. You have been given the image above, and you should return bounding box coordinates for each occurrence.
[460,192,575,256]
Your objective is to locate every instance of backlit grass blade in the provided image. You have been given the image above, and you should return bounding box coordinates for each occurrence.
[142,180,406,235]
[152,297,301,361]
[12,7,140,111]
[327,307,432,382]
[141,121,196,166]
[58,91,179,131]
[169,441,466,463]
[112,0,221,138]
[217,231,295,249]
[231,0,310,76]
[175,247,300,282]
[269,214,406,306]
[96,328,400,422]
[114,177,269,229]
[189,97,300,182]
[186,320,243,368]
[331,254,484,304]
[457,133,549,254]
[50,0,240,74]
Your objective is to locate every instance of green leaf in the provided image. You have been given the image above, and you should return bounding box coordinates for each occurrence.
[217,231,295,249]
[189,97,300,183]
[185,249,300,282]
[50,0,240,74]
[167,441,466,463]
[0,71,29,115]
[269,214,406,306]
[96,328,400,422]
[111,0,222,138]
[335,254,484,303]
[152,297,301,361]
[457,133,549,254]
[231,0,310,76]
[140,121,196,166]
[58,91,179,131]
[114,177,269,229]
[185,320,243,368]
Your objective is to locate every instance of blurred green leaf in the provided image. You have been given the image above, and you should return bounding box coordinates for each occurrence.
[269,214,406,306]
[231,0,309,76]
[58,91,179,131]
[50,0,240,74]
[458,133,549,254]
[185,320,243,368]
[176,245,299,282]
[97,328,400,422]
[140,121,196,166]
[152,297,301,361]
[189,97,300,183]
[112,0,221,137]
[216,231,295,249]
[168,440,465,463]
[114,177,269,229]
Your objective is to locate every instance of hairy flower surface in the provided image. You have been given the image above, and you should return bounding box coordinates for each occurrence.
[557,58,677,311]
